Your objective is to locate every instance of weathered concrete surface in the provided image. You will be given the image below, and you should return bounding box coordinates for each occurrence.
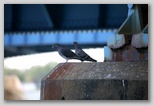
[41,62,148,100]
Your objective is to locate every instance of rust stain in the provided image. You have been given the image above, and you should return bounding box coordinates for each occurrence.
[106,33,148,62]
[46,63,76,80]
[113,50,123,61]
[140,53,144,60]
[122,45,140,61]
[41,63,78,100]
[42,80,62,100]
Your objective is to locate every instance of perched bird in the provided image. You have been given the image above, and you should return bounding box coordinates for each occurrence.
[52,43,82,62]
[73,42,97,62]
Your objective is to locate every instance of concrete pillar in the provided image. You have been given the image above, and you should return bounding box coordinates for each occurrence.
[41,62,148,100]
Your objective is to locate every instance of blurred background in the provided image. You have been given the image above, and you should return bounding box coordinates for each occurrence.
[4,4,128,100]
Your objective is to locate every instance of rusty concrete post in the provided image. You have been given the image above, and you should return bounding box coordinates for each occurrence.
[41,62,148,100]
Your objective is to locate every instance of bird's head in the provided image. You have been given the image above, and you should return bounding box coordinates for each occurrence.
[73,42,78,46]
[52,43,60,48]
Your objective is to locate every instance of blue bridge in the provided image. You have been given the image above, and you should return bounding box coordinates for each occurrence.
[4,4,129,57]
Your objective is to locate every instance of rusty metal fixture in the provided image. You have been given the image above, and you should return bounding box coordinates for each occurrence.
[105,32,148,62]
[131,33,148,48]
[105,45,143,62]
[107,34,125,49]
[122,45,140,61]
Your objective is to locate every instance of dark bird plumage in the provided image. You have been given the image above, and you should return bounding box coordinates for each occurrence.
[73,42,97,62]
[52,43,82,62]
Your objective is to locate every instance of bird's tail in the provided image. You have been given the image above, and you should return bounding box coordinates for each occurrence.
[87,57,97,62]
[90,59,97,62]
[80,55,97,62]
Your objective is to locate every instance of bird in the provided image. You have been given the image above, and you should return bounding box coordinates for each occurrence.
[52,43,82,62]
[73,42,97,62]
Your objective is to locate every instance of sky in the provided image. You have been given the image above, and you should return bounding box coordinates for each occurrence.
[4,48,104,70]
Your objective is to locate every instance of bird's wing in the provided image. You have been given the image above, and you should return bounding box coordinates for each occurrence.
[61,48,78,58]
[76,48,88,58]
[78,49,97,62]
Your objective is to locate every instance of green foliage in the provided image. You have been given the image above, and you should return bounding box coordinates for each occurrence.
[4,67,25,81]
[4,62,58,83]
[4,67,11,75]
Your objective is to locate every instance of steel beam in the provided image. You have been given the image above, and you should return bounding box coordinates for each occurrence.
[4,29,117,46]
